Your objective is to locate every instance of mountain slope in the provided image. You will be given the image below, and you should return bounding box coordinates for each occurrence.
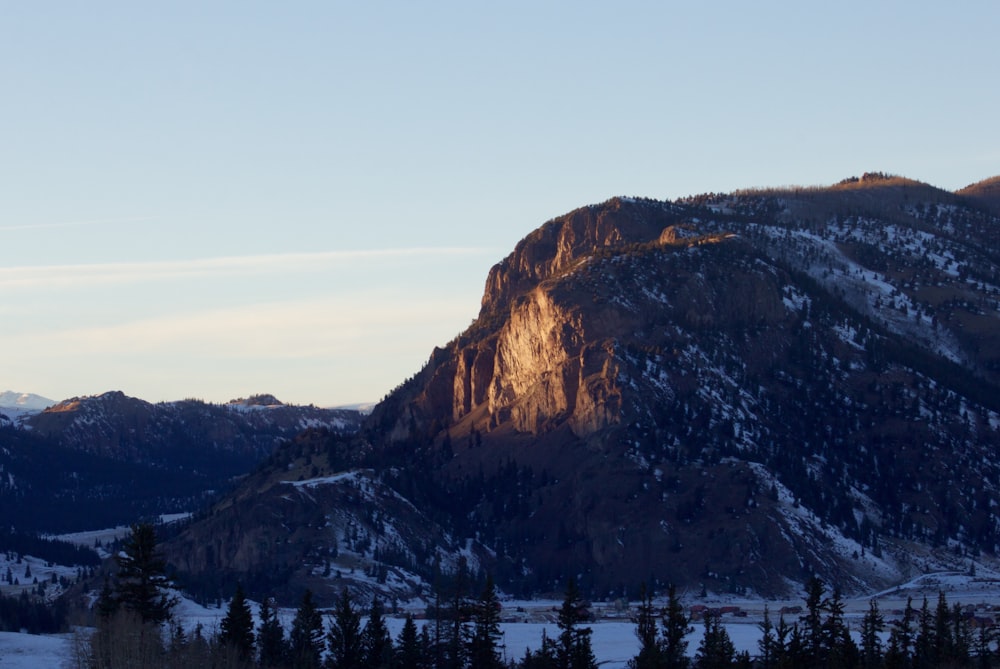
[1,392,365,534]
[170,174,1000,602]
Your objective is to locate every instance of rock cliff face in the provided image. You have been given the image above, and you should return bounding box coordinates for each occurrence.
[379,199,693,440]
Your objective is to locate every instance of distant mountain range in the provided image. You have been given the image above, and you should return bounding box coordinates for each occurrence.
[0,391,55,420]
[0,391,364,533]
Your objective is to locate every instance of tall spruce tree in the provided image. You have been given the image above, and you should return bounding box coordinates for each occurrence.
[756,605,776,669]
[801,576,826,666]
[468,574,504,669]
[219,583,255,662]
[258,595,288,669]
[694,613,735,669]
[823,587,858,668]
[662,584,691,669]
[289,589,325,669]
[859,598,884,669]
[327,589,363,669]
[361,596,393,669]
[114,522,177,624]
[556,576,597,669]
[395,614,425,669]
[629,584,661,669]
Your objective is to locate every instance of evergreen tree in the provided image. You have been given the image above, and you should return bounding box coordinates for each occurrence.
[913,597,934,669]
[522,629,558,669]
[975,621,994,669]
[114,523,177,624]
[859,598,884,669]
[952,602,972,666]
[772,614,793,669]
[756,606,776,669]
[289,589,325,669]
[885,597,915,669]
[694,613,735,669]
[395,614,426,669]
[95,576,119,619]
[258,595,288,669]
[629,583,662,669]
[661,585,691,669]
[556,577,597,669]
[362,596,393,669]
[327,589,363,669]
[448,564,471,669]
[823,587,858,668]
[219,583,256,662]
[932,591,953,665]
[802,576,826,666]
[468,574,504,669]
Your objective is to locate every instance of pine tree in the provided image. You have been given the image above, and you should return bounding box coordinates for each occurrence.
[913,596,934,669]
[522,629,558,669]
[629,583,662,669]
[859,598,884,669]
[756,605,776,669]
[556,577,597,669]
[219,583,256,662]
[772,614,793,669]
[802,576,826,666]
[823,587,858,668]
[289,589,325,669]
[468,574,504,669]
[932,591,953,665]
[361,596,393,669]
[885,597,915,669]
[662,585,691,669]
[114,523,177,624]
[694,613,735,669]
[951,602,972,666]
[258,596,288,669]
[95,576,119,619]
[327,589,363,669]
[395,614,425,669]
[975,621,994,669]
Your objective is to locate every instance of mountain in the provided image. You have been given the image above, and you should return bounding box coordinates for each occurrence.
[167,173,1000,603]
[22,391,360,466]
[0,392,365,533]
[0,391,54,412]
[0,391,55,425]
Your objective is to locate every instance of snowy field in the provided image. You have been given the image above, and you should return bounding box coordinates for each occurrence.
[5,569,1000,667]
[0,630,76,669]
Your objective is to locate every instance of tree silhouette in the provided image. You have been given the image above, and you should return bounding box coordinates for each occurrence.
[114,523,177,624]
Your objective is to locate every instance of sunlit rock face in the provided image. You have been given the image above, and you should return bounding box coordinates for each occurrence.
[484,286,621,435]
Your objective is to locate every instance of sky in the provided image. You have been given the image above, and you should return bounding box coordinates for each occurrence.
[2,1,998,407]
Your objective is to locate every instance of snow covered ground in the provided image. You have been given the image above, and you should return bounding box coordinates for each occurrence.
[0,630,76,669]
[6,570,1000,667]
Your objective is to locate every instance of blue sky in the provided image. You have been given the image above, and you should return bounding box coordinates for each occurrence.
[2,2,998,407]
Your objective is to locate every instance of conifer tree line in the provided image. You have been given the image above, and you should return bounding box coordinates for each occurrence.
[626,576,1000,669]
[72,530,1000,669]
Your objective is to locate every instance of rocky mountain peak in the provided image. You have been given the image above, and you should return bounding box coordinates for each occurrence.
[479,197,684,316]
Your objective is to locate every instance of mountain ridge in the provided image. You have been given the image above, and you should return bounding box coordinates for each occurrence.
[158,173,1000,604]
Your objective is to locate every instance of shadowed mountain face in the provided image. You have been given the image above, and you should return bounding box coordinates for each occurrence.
[170,175,1000,602]
[0,393,364,534]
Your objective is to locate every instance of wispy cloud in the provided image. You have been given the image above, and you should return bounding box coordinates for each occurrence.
[0,247,491,289]
[0,216,157,232]
[2,295,473,360]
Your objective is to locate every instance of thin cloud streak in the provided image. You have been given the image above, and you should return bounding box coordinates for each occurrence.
[0,247,492,289]
[0,216,158,232]
[2,296,473,360]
